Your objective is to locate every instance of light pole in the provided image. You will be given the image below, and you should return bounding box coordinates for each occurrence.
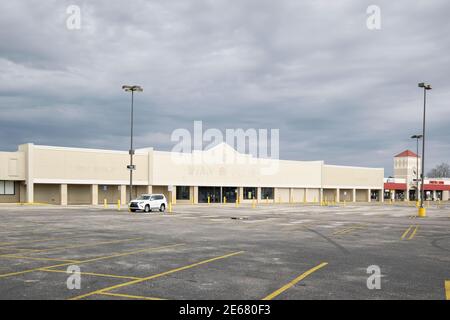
[410,134,423,203]
[418,82,431,217]
[122,85,143,203]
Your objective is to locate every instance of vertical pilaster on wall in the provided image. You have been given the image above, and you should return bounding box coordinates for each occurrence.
[172,186,177,204]
[18,143,34,203]
[432,190,437,201]
[304,189,308,203]
[257,187,262,203]
[238,187,244,203]
[19,183,26,203]
[319,188,324,203]
[91,184,98,205]
[406,188,410,201]
[352,189,356,202]
[120,185,127,205]
[60,184,68,206]
[289,188,294,203]
[380,190,384,202]
[147,148,154,193]
[368,189,371,202]
[193,186,199,204]
[336,188,340,203]
[146,185,153,194]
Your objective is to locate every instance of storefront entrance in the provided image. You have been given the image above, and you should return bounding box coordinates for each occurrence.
[198,187,221,203]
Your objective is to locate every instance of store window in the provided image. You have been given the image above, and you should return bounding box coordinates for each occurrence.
[261,187,274,200]
[0,181,15,195]
[176,186,190,200]
[243,187,257,200]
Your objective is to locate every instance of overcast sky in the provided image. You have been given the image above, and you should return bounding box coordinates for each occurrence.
[0,0,449,175]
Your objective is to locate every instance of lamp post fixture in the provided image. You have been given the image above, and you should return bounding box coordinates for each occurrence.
[122,85,143,203]
[410,134,423,203]
[417,82,432,217]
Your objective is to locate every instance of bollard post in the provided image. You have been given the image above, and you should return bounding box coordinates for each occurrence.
[117,200,121,211]
[223,196,227,204]
[208,196,211,205]
[104,198,107,209]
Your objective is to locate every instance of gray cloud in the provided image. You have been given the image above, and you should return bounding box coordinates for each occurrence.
[0,0,449,175]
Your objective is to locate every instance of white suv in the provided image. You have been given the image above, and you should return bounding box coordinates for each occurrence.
[128,194,167,213]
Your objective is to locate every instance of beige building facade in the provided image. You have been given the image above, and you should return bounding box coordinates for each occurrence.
[0,143,384,205]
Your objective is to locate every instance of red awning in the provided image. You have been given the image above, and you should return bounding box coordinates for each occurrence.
[423,184,450,191]
[384,183,450,191]
[384,183,407,191]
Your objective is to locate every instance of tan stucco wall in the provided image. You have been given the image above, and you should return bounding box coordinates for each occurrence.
[68,184,92,205]
[306,188,320,202]
[32,146,149,184]
[291,188,305,202]
[0,152,25,181]
[443,191,449,201]
[340,189,353,202]
[34,184,60,204]
[323,189,337,201]
[98,185,121,204]
[322,165,383,189]
[275,188,290,203]
[355,189,368,202]
[152,151,323,188]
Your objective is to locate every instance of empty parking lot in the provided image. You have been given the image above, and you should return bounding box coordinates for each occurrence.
[0,203,449,300]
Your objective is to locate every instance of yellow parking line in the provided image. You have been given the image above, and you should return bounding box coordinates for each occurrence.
[0,243,184,279]
[0,237,145,257]
[41,268,142,280]
[0,235,85,248]
[262,262,328,300]
[408,226,419,240]
[333,227,355,235]
[69,250,245,300]
[445,281,450,300]
[401,226,413,240]
[333,225,365,236]
[0,255,80,263]
[98,292,166,300]
[339,228,361,235]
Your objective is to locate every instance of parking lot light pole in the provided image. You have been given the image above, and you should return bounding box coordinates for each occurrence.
[122,85,143,203]
[417,82,432,217]
[410,134,423,203]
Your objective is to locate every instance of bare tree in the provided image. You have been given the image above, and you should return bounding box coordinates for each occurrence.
[427,163,450,178]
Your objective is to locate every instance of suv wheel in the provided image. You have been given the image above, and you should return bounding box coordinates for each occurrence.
[144,205,150,213]
[159,204,165,212]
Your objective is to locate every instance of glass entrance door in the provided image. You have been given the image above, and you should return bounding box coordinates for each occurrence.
[222,187,238,203]
[198,187,221,203]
